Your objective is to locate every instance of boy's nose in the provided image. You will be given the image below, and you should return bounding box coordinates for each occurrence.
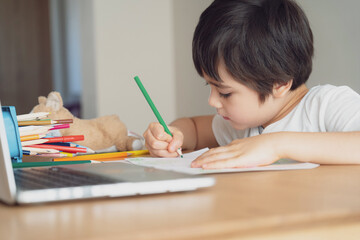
[208,89,222,108]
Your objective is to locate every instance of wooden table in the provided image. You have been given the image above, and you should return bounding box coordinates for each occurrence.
[1,165,360,240]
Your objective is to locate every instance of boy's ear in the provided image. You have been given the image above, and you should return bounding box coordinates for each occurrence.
[272,80,293,98]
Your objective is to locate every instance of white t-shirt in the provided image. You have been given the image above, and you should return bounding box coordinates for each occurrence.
[212,85,360,146]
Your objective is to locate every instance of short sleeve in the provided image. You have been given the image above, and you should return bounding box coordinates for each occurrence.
[324,86,360,131]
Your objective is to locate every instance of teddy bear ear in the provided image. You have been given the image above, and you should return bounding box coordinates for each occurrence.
[45,91,64,111]
[38,96,47,104]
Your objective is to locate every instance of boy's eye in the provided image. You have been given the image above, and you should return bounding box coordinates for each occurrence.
[219,92,232,98]
[204,81,232,98]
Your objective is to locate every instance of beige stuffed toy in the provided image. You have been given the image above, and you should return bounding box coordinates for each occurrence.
[32,91,143,152]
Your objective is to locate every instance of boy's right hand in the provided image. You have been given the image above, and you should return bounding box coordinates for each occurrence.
[143,122,184,157]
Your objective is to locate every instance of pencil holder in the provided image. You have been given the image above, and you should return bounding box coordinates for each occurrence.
[2,106,22,163]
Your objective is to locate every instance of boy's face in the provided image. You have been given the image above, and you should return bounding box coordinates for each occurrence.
[204,63,280,130]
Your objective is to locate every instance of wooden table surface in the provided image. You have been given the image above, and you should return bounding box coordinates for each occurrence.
[1,165,360,240]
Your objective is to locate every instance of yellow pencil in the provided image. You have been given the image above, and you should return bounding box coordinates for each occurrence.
[53,149,149,162]
[60,152,75,157]
[20,134,46,142]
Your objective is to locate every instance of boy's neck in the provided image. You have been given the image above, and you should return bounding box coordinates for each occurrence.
[263,84,308,128]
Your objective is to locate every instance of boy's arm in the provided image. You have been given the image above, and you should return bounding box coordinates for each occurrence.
[277,131,360,164]
[170,115,218,151]
[192,131,360,169]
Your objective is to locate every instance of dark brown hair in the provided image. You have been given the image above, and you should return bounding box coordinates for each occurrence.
[193,0,314,102]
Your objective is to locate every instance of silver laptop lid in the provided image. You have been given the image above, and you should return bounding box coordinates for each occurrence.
[0,102,17,204]
[0,103,215,205]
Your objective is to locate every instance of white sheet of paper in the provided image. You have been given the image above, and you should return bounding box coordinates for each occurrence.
[125,148,319,175]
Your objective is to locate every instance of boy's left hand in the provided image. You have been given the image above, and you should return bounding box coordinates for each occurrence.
[191,133,280,169]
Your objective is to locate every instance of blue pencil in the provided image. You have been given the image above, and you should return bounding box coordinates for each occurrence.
[46,142,75,147]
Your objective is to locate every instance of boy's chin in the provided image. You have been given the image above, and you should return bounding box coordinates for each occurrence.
[230,121,260,130]
[229,122,249,130]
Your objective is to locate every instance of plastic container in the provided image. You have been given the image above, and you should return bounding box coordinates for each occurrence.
[2,106,22,163]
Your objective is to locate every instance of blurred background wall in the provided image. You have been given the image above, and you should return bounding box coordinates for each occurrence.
[1,0,359,135]
[80,0,214,135]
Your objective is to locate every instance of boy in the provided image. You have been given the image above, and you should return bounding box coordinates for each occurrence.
[143,0,360,169]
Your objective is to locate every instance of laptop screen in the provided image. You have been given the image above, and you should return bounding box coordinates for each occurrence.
[0,102,17,204]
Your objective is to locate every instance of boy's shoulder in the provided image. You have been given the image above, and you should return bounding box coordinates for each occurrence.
[306,84,359,103]
[300,84,360,121]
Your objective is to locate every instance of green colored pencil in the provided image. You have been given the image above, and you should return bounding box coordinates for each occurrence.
[134,76,183,157]
[12,160,93,168]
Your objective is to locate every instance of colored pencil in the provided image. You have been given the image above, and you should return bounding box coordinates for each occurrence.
[21,139,48,146]
[46,142,76,147]
[19,125,51,132]
[17,112,50,121]
[22,150,39,156]
[21,135,85,146]
[35,152,75,157]
[22,147,60,154]
[18,119,73,126]
[43,135,84,143]
[134,76,183,157]
[60,152,76,157]
[49,124,70,130]
[12,160,95,169]
[53,149,149,162]
[20,134,46,142]
[19,125,42,132]
[26,144,87,153]
[73,144,95,154]
[18,125,52,134]
[19,130,49,137]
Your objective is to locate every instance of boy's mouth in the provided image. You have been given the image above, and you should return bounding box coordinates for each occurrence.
[217,111,230,120]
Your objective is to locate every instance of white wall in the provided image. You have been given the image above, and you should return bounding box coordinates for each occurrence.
[92,0,176,135]
[81,0,360,135]
[82,0,212,135]
[173,0,214,118]
[298,0,360,93]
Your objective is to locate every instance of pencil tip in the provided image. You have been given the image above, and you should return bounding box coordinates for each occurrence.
[176,148,183,158]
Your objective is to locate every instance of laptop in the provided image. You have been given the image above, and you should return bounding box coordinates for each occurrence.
[0,103,215,205]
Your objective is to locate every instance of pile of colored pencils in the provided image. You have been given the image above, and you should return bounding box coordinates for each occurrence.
[17,112,93,157]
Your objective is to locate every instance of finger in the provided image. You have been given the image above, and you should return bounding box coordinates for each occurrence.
[201,158,256,169]
[155,150,178,158]
[150,122,173,142]
[145,142,166,156]
[145,134,170,150]
[168,131,183,153]
[144,127,171,151]
[147,145,178,158]
[191,147,236,167]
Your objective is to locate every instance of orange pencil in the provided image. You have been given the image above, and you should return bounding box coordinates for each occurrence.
[53,152,129,162]
[20,134,46,142]
[53,150,149,162]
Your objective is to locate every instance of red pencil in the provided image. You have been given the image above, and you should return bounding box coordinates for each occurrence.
[44,135,84,143]
[27,144,87,153]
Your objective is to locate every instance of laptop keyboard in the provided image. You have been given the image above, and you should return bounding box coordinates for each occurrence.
[14,167,116,190]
